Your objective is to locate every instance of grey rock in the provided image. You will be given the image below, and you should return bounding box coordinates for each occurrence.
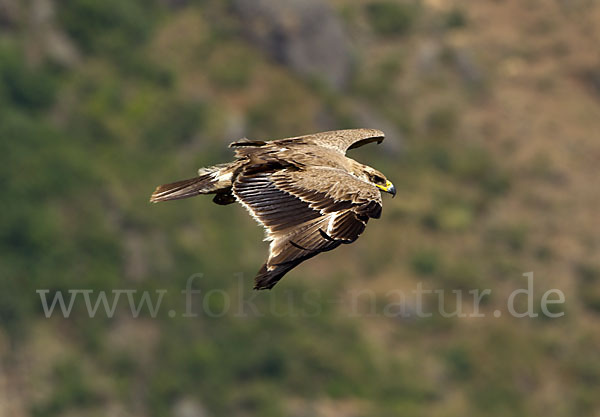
[232,0,353,90]
[416,40,441,74]
[173,398,210,417]
[27,0,80,66]
[453,48,482,86]
[0,0,21,27]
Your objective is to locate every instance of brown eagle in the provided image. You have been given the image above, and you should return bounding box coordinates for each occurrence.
[150,129,395,290]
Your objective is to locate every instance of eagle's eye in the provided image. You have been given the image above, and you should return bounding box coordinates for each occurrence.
[371,174,386,185]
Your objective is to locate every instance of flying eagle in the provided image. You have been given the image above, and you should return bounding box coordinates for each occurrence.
[150,128,395,290]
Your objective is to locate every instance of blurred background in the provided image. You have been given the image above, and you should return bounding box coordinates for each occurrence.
[1,0,600,416]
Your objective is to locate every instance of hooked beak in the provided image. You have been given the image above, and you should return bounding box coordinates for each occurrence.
[377,180,396,198]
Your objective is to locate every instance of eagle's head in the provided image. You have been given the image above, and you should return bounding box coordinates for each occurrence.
[360,166,396,197]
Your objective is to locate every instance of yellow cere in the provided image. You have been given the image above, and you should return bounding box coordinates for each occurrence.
[377,180,393,191]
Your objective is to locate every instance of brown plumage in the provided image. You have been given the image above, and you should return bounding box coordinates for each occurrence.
[150,128,396,290]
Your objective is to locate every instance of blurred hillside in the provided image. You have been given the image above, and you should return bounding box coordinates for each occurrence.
[1,0,599,416]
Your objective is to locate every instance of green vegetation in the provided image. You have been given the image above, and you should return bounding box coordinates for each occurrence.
[366,1,421,36]
[0,44,58,110]
[57,0,158,55]
[444,7,468,29]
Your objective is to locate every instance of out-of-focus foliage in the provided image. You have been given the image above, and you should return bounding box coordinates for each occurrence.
[366,1,421,36]
[1,0,599,416]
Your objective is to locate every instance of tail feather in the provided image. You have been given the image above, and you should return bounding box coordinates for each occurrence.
[150,174,218,203]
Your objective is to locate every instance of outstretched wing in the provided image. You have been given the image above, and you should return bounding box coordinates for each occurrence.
[301,128,385,154]
[227,129,384,156]
[233,166,382,290]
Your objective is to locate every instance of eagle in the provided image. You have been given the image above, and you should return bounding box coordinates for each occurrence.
[150,128,395,290]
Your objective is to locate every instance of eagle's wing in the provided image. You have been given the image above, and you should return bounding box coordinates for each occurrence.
[233,166,382,290]
[299,128,385,155]
[229,129,385,155]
